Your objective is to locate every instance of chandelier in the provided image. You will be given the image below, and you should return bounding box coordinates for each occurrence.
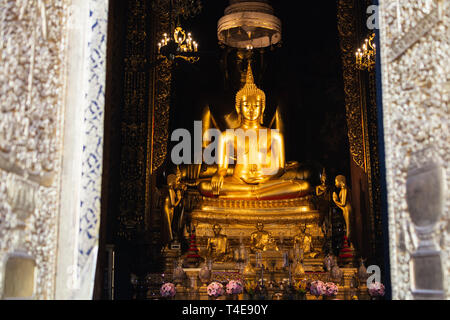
[155,0,201,63]
[158,27,199,63]
[355,33,376,71]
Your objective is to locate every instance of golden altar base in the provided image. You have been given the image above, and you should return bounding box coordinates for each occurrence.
[190,196,321,238]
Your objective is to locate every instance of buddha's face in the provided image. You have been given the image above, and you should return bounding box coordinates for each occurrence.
[256,222,264,231]
[241,94,262,122]
[213,225,221,235]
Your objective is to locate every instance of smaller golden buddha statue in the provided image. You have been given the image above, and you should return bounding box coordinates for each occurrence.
[293,224,318,259]
[250,222,279,253]
[333,175,353,241]
[206,224,231,261]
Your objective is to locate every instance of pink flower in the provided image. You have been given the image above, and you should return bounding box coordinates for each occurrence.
[226,280,243,295]
[160,282,176,298]
[324,282,339,296]
[368,282,385,297]
[207,281,225,298]
[310,280,326,297]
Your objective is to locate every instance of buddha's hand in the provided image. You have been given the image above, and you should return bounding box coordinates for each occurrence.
[211,174,224,195]
[332,192,337,200]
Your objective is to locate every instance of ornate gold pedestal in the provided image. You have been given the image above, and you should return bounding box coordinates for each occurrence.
[191,196,320,238]
[183,196,326,279]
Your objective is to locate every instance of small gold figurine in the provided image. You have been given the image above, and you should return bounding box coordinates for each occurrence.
[206,224,230,261]
[162,171,185,243]
[315,168,329,198]
[293,224,318,259]
[250,222,279,253]
[333,175,353,241]
[316,168,332,228]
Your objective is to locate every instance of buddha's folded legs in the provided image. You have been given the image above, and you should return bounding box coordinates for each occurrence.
[199,177,312,200]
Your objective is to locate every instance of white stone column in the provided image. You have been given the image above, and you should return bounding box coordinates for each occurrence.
[378,0,449,299]
[55,0,109,300]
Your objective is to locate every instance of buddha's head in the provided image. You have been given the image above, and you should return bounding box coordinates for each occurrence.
[235,62,266,124]
[256,221,264,231]
[335,175,346,188]
[212,224,222,235]
[320,168,327,185]
[167,174,177,187]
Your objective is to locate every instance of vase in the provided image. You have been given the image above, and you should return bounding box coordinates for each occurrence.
[199,263,211,285]
[322,295,337,300]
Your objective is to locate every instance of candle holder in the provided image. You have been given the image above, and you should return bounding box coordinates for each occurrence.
[355,33,376,71]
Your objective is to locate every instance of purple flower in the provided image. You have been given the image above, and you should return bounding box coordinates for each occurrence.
[368,282,385,297]
[226,280,243,295]
[160,282,176,298]
[207,281,225,298]
[309,280,326,297]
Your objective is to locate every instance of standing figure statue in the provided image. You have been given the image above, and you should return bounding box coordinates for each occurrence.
[316,168,330,199]
[162,168,186,243]
[316,168,332,231]
[333,175,353,243]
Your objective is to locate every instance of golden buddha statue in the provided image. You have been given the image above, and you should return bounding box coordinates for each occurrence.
[293,224,318,259]
[206,224,231,261]
[333,175,353,241]
[198,63,312,200]
[250,222,279,252]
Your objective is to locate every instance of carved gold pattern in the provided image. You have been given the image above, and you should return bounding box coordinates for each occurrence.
[337,0,366,171]
[118,0,148,240]
[151,17,172,174]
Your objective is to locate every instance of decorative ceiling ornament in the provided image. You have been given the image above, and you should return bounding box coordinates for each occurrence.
[217,0,281,49]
